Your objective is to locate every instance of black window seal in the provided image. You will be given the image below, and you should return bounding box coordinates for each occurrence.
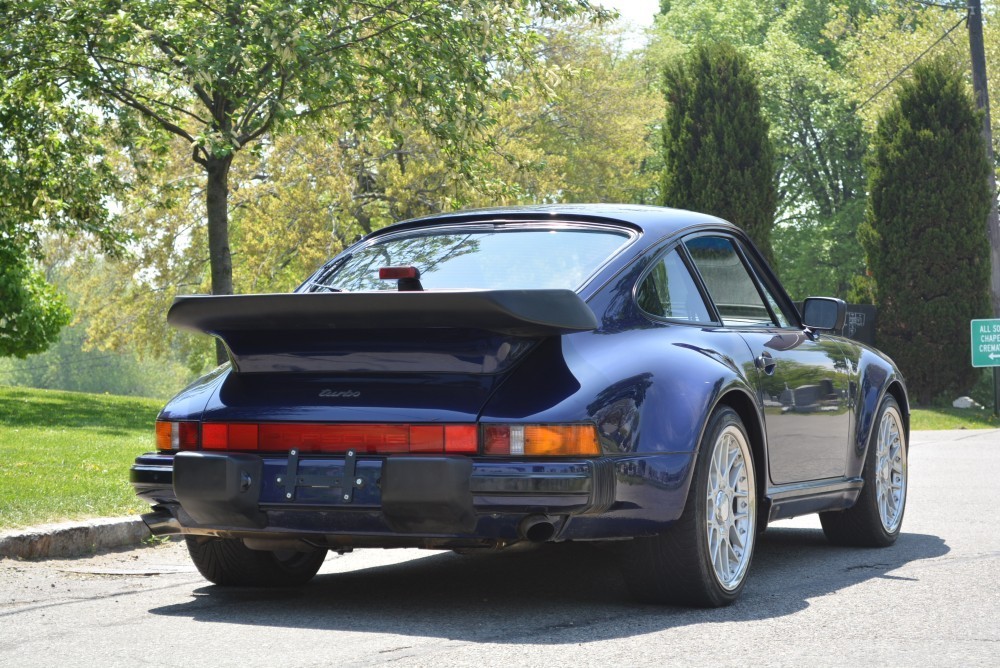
[681,232,785,330]
[632,242,722,327]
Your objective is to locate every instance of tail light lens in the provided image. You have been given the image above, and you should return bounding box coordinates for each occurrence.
[197,422,478,454]
[155,420,200,451]
[482,424,600,456]
[155,421,599,456]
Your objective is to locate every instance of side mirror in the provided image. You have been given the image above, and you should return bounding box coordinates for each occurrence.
[802,297,846,331]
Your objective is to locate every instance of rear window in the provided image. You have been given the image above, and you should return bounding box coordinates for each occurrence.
[311,227,631,292]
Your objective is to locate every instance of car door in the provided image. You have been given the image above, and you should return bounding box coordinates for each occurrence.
[683,234,852,485]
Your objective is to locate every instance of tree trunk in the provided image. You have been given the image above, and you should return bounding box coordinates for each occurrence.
[206,156,235,365]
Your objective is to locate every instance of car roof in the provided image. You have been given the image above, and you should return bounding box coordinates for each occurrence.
[367,204,738,241]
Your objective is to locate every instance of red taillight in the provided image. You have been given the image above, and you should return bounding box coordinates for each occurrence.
[155,420,200,451]
[202,423,259,450]
[197,423,479,454]
[155,421,595,456]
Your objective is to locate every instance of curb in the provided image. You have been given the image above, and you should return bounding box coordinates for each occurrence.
[0,516,151,560]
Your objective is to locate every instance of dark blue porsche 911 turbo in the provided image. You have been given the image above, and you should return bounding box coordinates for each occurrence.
[131,204,909,607]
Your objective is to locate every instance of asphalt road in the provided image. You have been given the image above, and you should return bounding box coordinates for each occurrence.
[1,429,997,668]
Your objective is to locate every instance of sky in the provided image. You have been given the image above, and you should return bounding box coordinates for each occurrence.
[599,0,660,28]
[597,0,660,49]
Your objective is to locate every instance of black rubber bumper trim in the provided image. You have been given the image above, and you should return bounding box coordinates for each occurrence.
[173,452,267,529]
[381,456,476,533]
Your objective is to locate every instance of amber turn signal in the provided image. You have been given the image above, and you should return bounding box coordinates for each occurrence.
[482,424,600,456]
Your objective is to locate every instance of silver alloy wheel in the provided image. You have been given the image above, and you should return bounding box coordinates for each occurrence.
[705,425,756,591]
[875,405,907,533]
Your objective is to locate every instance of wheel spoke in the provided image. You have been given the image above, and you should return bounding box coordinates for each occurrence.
[704,423,756,592]
[873,406,906,533]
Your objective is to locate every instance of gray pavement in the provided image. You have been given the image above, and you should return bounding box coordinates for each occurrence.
[0,429,997,667]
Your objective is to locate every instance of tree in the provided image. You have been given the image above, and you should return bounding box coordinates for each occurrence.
[7,0,606,362]
[660,41,777,261]
[861,58,992,404]
[500,23,661,205]
[0,248,71,359]
[0,43,124,357]
[64,21,660,373]
[649,0,885,298]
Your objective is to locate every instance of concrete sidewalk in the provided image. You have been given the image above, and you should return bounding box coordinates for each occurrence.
[0,516,151,559]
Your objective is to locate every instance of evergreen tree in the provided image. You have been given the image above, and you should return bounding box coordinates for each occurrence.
[861,58,992,404]
[661,42,777,262]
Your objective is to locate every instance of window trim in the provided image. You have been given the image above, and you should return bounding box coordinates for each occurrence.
[301,221,638,295]
[681,232,796,330]
[632,242,721,326]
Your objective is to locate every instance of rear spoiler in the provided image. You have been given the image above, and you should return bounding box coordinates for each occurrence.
[167,290,599,338]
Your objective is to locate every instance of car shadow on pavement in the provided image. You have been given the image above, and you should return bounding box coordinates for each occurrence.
[149,527,948,644]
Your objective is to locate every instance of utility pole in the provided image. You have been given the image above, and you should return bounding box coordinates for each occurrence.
[967,0,1000,414]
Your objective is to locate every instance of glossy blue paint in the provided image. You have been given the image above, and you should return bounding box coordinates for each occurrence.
[133,204,909,550]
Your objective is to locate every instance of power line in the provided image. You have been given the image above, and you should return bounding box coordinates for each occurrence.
[856,13,969,112]
[777,13,969,179]
[911,0,965,9]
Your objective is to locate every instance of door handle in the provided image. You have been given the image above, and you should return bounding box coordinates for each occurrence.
[756,351,777,375]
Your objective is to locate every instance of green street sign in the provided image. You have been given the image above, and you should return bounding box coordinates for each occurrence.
[971,319,1000,367]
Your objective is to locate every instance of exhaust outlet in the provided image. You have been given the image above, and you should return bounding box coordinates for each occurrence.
[141,509,182,536]
[518,515,556,543]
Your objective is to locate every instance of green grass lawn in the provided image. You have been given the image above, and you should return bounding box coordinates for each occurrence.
[909,407,999,430]
[0,385,162,529]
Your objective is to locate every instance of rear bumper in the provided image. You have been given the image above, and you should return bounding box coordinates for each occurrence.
[131,451,622,548]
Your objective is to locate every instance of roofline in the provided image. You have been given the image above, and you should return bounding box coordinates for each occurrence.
[364,204,736,239]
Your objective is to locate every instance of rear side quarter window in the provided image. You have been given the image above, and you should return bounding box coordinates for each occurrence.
[636,248,712,323]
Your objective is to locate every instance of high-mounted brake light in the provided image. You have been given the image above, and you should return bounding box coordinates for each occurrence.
[482,424,600,456]
[155,420,199,451]
[378,266,420,280]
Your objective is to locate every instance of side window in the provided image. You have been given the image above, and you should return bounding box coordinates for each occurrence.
[684,236,777,327]
[743,250,795,328]
[636,248,712,323]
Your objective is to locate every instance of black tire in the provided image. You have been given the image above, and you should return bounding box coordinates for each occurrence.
[820,395,907,547]
[185,536,327,587]
[621,407,758,607]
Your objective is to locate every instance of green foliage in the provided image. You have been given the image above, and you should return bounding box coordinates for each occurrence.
[0,385,160,528]
[861,58,992,404]
[0,248,71,358]
[5,0,609,363]
[835,7,969,134]
[69,22,660,366]
[660,41,777,261]
[650,0,878,296]
[0,30,125,357]
[0,307,194,400]
[773,199,866,300]
[506,24,661,204]
[9,5,606,218]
